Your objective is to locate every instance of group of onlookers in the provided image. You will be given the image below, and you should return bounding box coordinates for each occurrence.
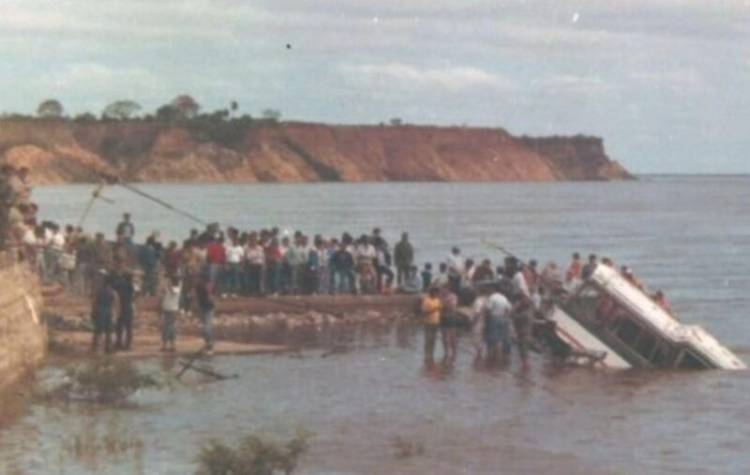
[126,221,419,301]
[419,249,673,367]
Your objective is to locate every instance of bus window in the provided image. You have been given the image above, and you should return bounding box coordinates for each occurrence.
[678,351,706,369]
[635,333,656,360]
[650,345,668,366]
[615,318,640,346]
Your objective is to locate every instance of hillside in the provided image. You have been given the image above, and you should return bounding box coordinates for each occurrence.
[0,119,633,184]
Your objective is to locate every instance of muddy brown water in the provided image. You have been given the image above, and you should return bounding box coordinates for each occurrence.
[1,325,749,474]
[0,176,748,473]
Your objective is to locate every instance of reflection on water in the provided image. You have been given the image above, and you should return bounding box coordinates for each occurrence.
[1,176,748,473]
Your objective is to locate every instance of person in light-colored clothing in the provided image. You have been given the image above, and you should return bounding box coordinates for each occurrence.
[471,288,490,361]
[484,286,512,363]
[161,277,182,352]
[224,239,245,296]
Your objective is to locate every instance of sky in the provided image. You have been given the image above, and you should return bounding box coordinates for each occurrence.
[1,0,749,174]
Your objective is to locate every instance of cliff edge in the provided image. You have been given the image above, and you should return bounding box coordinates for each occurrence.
[0,120,633,184]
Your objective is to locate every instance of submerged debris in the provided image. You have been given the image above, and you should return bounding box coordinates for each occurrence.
[392,435,426,459]
[45,358,165,404]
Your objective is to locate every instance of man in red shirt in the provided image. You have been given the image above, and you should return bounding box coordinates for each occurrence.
[205,235,226,293]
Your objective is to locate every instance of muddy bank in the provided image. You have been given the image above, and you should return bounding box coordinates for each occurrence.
[45,294,420,357]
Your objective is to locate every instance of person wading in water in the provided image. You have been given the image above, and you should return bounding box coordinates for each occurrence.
[440,286,460,365]
[421,287,443,367]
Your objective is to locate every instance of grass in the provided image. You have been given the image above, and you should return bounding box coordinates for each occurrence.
[47,357,165,404]
[196,429,313,475]
[60,416,145,473]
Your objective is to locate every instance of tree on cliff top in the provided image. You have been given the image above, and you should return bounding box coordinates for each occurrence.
[261,109,281,122]
[102,100,142,120]
[171,94,200,120]
[37,99,64,119]
[155,95,200,123]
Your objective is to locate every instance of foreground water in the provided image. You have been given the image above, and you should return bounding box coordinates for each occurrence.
[1,176,749,474]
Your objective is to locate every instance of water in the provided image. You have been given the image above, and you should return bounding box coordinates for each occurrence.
[1,176,749,474]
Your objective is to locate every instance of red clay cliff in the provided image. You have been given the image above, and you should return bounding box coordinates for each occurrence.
[0,119,633,184]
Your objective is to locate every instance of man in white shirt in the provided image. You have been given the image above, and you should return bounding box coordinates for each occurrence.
[447,247,464,295]
[484,286,512,362]
[224,238,245,297]
[244,235,265,296]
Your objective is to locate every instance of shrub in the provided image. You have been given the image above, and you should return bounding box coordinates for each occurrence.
[51,358,164,403]
[196,429,312,475]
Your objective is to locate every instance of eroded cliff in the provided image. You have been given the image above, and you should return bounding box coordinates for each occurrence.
[0,120,633,184]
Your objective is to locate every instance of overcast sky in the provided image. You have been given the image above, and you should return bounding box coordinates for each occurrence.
[1,0,749,173]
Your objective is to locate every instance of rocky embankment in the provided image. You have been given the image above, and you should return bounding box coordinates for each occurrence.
[0,119,633,184]
[0,263,46,392]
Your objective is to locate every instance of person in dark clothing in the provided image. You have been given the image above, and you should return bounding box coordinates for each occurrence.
[330,243,355,294]
[115,212,135,244]
[114,272,136,351]
[374,238,394,293]
[140,236,160,296]
[581,254,598,280]
[195,274,215,353]
[393,232,414,286]
[91,274,119,353]
[421,263,433,292]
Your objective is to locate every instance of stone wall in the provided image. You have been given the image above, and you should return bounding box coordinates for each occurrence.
[0,263,46,391]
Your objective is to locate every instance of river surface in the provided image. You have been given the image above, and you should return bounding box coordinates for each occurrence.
[1,176,749,474]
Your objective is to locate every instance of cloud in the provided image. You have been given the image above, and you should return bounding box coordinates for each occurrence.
[339,62,515,92]
[26,63,167,113]
[532,74,612,96]
[628,69,706,93]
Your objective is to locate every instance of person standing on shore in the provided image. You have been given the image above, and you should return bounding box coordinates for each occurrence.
[393,232,414,286]
[421,287,443,366]
[205,234,226,295]
[160,276,182,352]
[116,212,135,245]
[195,274,215,354]
[244,233,265,296]
[114,271,136,351]
[224,236,245,297]
[140,235,160,297]
[91,273,119,353]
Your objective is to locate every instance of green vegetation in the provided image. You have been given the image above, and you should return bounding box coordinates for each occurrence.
[48,358,165,404]
[60,416,145,473]
[196,430,312,475]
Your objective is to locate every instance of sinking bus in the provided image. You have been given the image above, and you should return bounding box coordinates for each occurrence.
[547,264,745,370]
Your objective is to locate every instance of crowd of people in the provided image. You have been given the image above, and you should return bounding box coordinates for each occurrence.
[3,192,674,362]
[12,211,423,353]
[419,249,675,368]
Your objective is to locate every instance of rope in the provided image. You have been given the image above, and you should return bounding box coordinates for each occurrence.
[117,182,208,226]
[78,182,105,228]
